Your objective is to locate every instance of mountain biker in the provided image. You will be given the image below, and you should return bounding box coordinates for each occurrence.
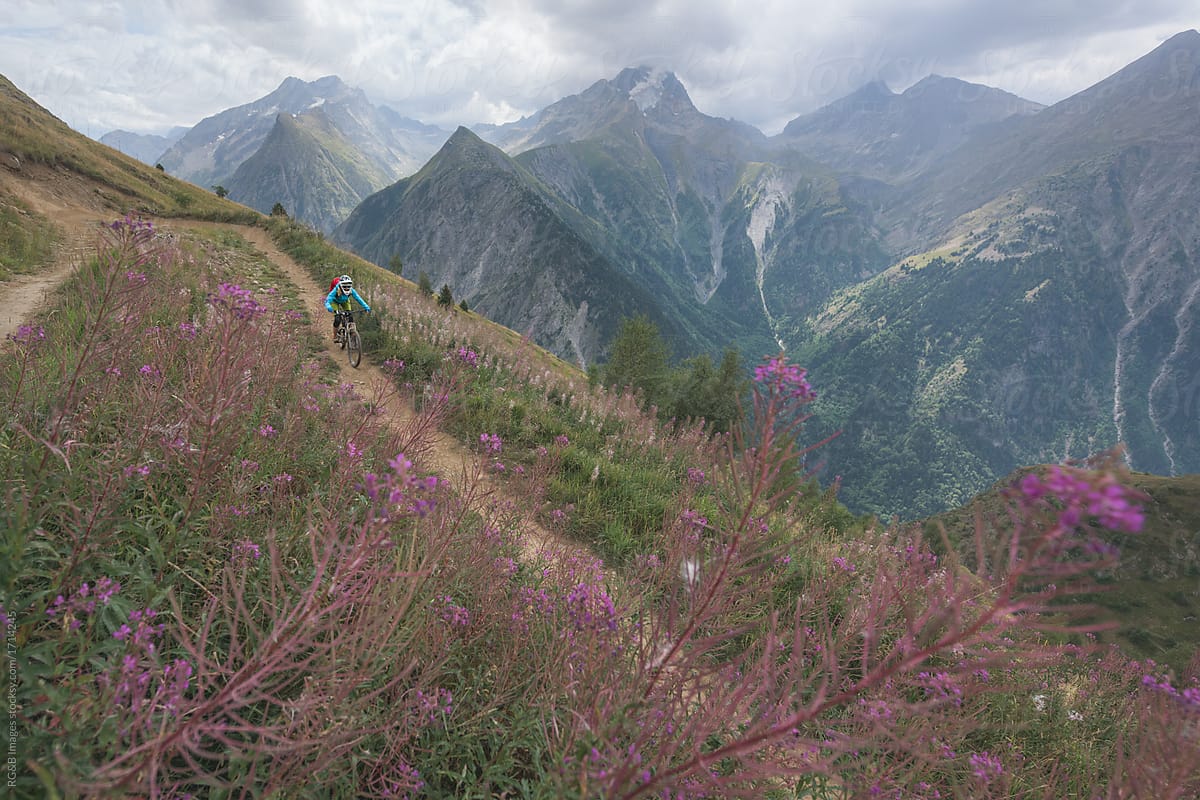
[324,274,371,341]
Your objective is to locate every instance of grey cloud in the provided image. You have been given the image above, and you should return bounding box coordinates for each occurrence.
[1,0,1195,136]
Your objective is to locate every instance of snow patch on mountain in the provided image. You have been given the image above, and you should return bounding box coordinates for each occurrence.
[628,68,670,112]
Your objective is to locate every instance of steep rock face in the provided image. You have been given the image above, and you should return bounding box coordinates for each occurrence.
[778,76,1042,180]
[484,67,774,310]
[225,111,392,233]
[794,33,1200,517]
[891,30,1200,248]
[797,195,1129,518]
[334,128,673,366]
[160,76,359,188]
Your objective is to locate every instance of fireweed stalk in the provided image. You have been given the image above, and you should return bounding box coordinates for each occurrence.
[76,452,449,796]
[557,354,1178,799]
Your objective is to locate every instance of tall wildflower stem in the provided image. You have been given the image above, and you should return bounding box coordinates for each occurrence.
[40,218,155,472]
[641,358,830,701]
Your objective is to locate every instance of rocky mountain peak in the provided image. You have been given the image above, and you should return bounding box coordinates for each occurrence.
[611,67,696,114]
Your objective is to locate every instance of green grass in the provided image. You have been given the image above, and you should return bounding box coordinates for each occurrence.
[0,190,58,279]
[1,75,259,223]
[924,468,1200,672]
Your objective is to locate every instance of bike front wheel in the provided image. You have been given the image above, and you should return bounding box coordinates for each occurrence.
[347,329,362,368]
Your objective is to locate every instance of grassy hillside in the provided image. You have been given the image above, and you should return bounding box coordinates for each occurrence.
[926,467,1200,672]
[0,186,58,280]
[0,74,258,223]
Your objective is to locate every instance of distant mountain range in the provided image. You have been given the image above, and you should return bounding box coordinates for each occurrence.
[87,30,1200,519]
[99,126,188,165]
[138,76,449,233]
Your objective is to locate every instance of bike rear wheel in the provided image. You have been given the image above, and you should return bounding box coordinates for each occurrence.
[347,329,362,368]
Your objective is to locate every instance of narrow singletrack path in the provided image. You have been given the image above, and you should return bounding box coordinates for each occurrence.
[0,168,107,340]
[230,224,594,567]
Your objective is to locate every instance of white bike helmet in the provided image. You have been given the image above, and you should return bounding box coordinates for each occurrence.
[338,274,353,291]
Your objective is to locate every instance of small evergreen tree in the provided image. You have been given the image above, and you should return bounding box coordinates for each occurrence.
[155,163,164,171]
[671,347,745,433]
[458,299,470,313]
[388,254,403,277]
[270,202,288,218]
[437,284,454,308]
[602,314,671,409]
[417,271,433,295]
[212,185,228,198]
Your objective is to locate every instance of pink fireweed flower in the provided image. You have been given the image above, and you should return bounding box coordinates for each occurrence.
[456,346,478,367]
[437,596,471,627]
[363,453,439,518]
[479,433,503,454]
[109,213,155,234]
[231,540,262,566]
[379,762,424,798]
[565,582,618,634]
[753,354,817,402]
[918,671,963,706]
[209,282,267,319]
[159,658,194,713]
[47,577,121,628]
[257,424,276,438]
[9,324,46,345]
[968,751,1004,784]
[413,688,454,724]
[138,364,161,380]
[635,553,662,571]
[1018,465,1144,533]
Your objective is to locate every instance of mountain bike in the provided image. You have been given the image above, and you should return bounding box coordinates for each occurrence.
[334,310,365,368]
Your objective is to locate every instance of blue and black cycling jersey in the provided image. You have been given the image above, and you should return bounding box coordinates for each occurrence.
[325,286,371,313]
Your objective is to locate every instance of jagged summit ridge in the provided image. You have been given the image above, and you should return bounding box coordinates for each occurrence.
[611,66,694,113]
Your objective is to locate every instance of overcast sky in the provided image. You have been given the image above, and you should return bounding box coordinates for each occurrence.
[2,1,1196,138]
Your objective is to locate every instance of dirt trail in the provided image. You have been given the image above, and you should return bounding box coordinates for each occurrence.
[0,177,594,567]
[0,169,109,340]
[229,225,588,566]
